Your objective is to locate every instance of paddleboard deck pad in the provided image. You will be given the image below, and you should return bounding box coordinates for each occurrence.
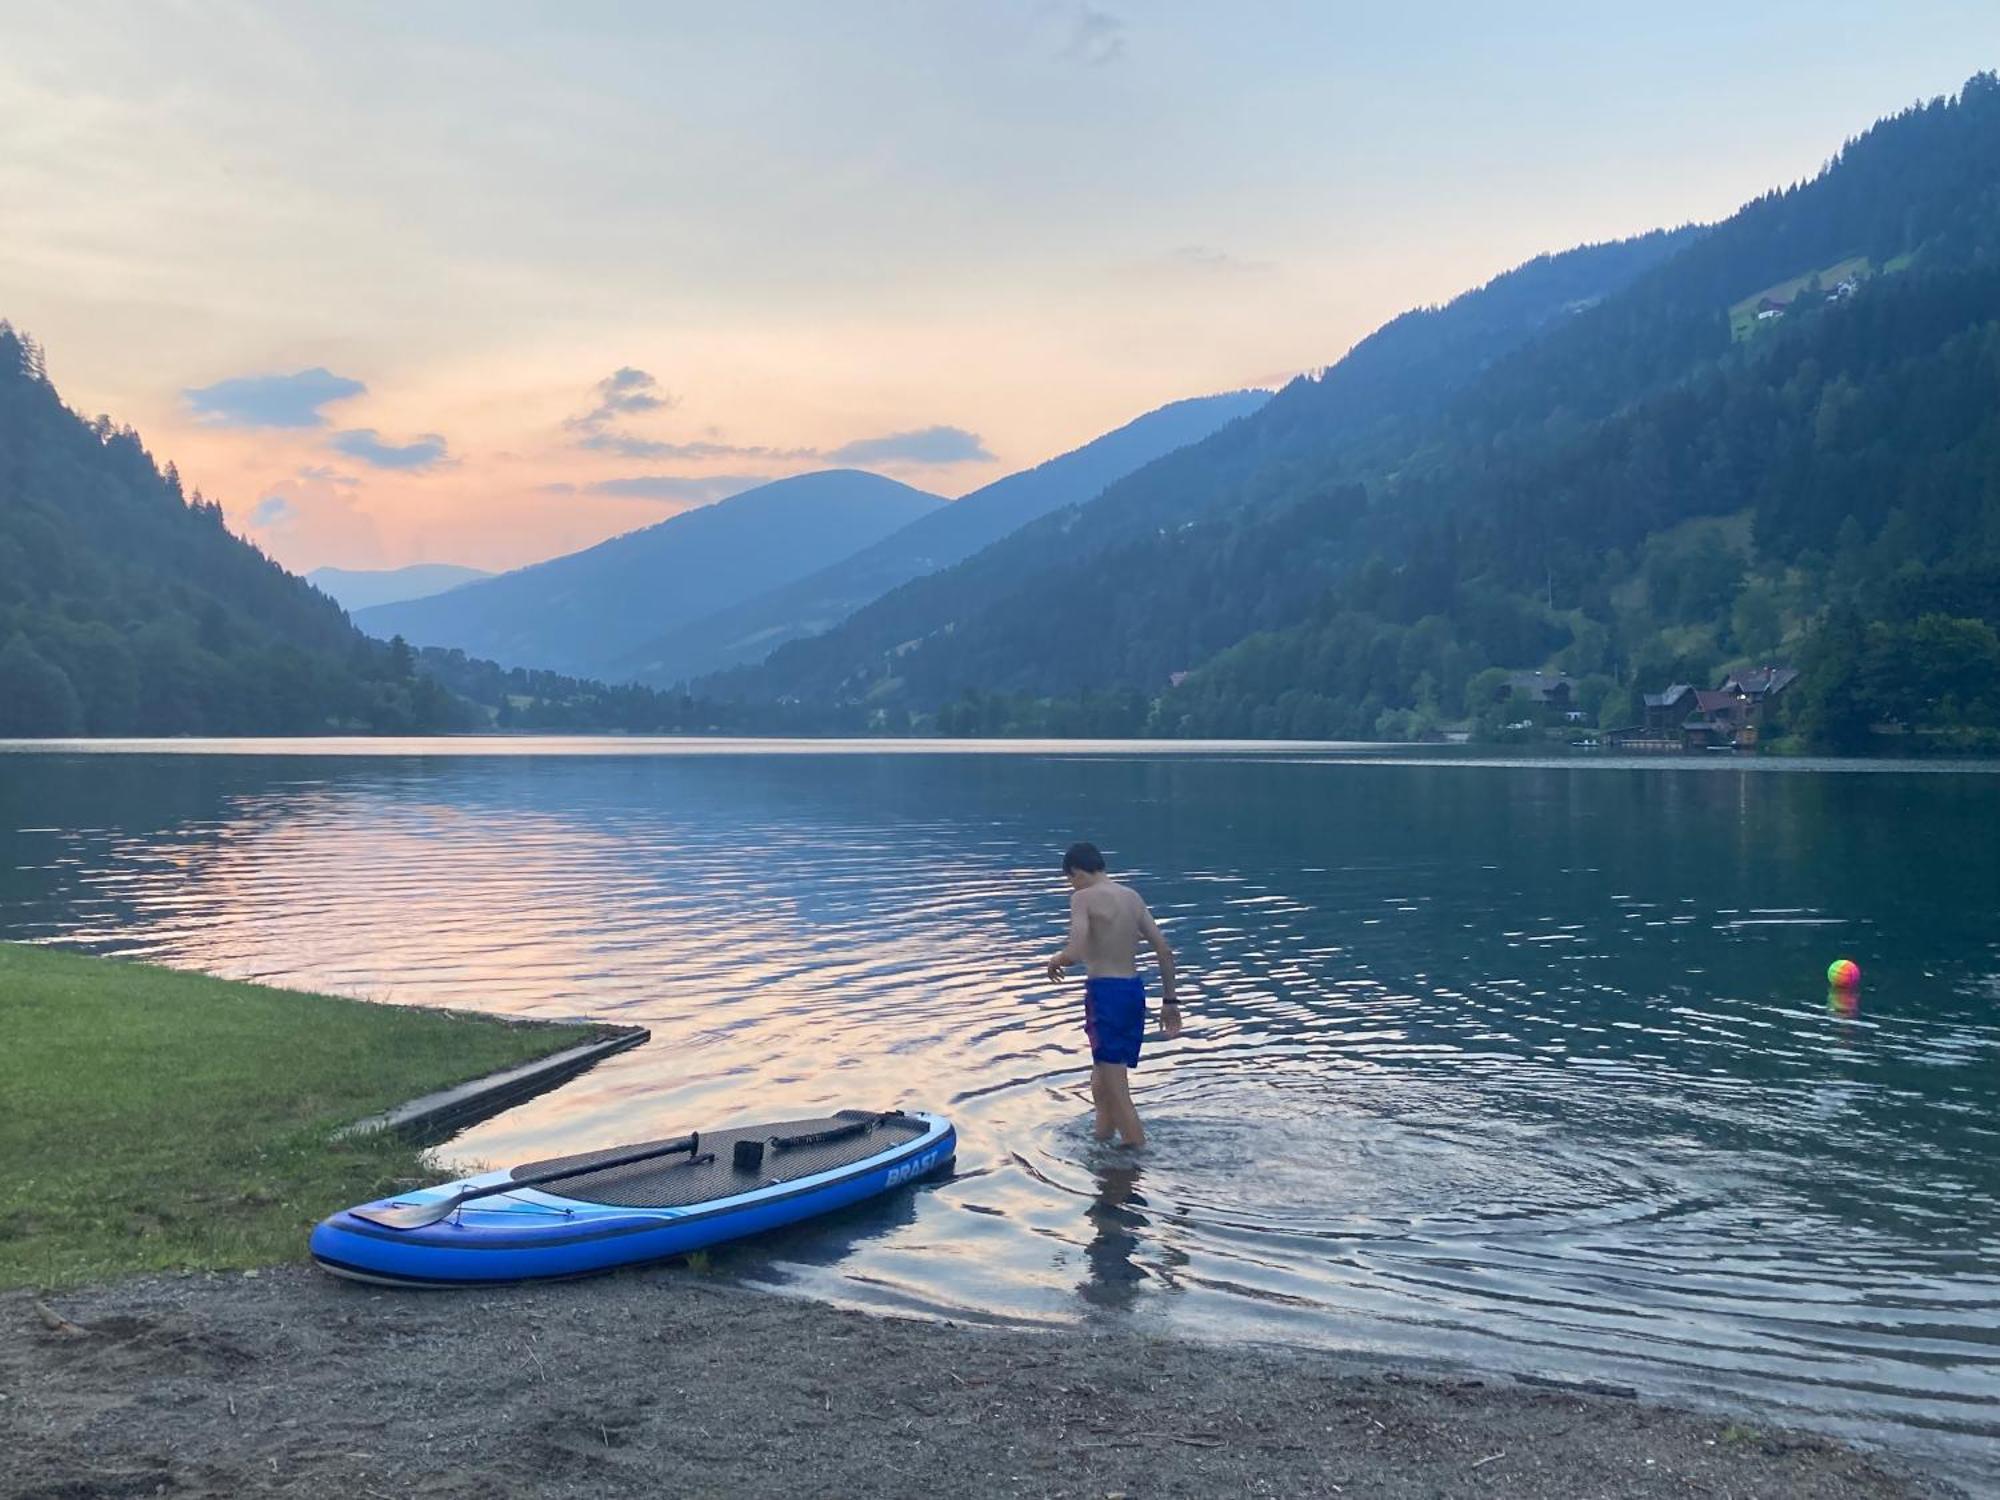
[310,1108,954,1286]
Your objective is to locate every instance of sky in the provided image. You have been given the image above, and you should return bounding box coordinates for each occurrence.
[3,2,1998,573]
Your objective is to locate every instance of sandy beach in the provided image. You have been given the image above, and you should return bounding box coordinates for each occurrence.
[0,1265,1961,1500]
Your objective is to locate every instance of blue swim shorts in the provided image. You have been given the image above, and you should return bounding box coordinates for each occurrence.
[1084,976,1145,1067]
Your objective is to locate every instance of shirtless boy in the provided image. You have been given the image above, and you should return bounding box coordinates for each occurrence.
[1044,842,1180,1147]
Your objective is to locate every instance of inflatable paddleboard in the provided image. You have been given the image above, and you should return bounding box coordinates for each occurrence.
[310,1108,954,1287]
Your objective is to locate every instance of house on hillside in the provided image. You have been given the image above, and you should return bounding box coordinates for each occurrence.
[1499,671,1576,710]
[1683,688,1749,750]
[1484,671,1580,732]
[1717,666,1800,748]
[1628,666,1799,751]
[1642,684,1695,734]
[1721,666,1801,700]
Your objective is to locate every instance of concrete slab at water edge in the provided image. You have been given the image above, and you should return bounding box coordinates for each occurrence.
[333,1022,649,1148]
[0,1268,1964,1500]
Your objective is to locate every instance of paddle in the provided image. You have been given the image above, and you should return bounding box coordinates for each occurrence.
[352,1132,704,1231]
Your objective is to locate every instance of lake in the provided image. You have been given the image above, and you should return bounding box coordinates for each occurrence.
[2,739,1995,1478]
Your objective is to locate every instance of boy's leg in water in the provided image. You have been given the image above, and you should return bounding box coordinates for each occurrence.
[1102,1063,1145,1148]
[1090,1065,1116,1140]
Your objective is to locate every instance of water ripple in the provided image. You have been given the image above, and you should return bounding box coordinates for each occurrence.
[2,744,1996,1480]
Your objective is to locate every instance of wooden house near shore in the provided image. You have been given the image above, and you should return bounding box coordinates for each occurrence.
[1611,666,1799,752]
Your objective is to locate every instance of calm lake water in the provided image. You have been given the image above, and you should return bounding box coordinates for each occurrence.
[3,740,1996,1477]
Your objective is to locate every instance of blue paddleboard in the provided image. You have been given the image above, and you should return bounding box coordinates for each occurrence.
[309,1108,955,1286]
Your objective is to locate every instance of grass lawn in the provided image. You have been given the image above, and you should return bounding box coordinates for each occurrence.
[0,944,595,1289]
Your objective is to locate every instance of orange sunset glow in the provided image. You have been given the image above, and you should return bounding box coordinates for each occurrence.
[8,4,1980,573]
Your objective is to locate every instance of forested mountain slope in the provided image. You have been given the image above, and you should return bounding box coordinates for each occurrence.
[1163,259,2000,743]
[0,325,463,735]
[0,324,778,738]
[719,228,1696,706]
[726,75,2000,751]
[612,389,1268,687]
[358,470,943,678]
[1158,75,2000,747]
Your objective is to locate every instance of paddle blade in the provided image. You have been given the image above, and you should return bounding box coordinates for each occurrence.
[349,1194,464,1231]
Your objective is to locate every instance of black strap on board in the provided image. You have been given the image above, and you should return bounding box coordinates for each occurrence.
[768,1110,912,1151]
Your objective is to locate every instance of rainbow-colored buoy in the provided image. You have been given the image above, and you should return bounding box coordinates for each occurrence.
[1827,957,1862,989]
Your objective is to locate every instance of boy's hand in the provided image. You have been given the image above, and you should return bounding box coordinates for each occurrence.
[1160,1002,1183,1039]
[1045,954,1070,984]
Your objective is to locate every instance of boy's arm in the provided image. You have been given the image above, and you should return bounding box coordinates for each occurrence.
[1045,893,1090,983]
[1137,902,1181,1036]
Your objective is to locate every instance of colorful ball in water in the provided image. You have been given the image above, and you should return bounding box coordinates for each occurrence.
[1827,958,1861,988]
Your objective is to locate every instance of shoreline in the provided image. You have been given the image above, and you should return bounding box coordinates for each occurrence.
[5,734,1998,769]
[0,945,598,1291]
[0,1265,1963,1500]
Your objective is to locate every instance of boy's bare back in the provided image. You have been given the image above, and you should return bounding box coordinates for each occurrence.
[1068,879,1163,978]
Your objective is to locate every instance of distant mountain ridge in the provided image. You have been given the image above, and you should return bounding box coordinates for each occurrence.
[309,563,491,613]
[612,390,1269,686]
[717,227,1697,707]
[713,73,2000,751]
[355,470,944,678]
[12,75,1997,751]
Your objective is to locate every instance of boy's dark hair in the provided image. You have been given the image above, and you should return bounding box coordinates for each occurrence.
[1062,841,1106,874]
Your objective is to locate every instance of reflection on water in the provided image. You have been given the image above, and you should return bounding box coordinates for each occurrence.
[2,742,1997,1480]
[1079,1159,1151,1312]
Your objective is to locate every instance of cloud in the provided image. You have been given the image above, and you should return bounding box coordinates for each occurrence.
[562,362,992,472]
[567,367,677,433]
[825,425,994,465]
[1060,4,1126,65]
[249,496,297,528]
[295,464,360,487]
[575,423,992,469]
[575,431,816,461]
[183,367,366,428]
[330,428,452,470]
[586,474,771,502]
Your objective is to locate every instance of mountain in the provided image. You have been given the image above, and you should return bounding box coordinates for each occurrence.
[708,73,2000,752]
[0,321,791,738]
[1148,74,2000,750]
[610,390,1269,686]
[715,226,1697,709]
[0,323,466,734]
[1159,257,2000,746]
[739,74,2000,751]
[354,470,944,678]
[308,563,492,612]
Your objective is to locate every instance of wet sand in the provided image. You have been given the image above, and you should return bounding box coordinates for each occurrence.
[0,1266,1961,1500]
